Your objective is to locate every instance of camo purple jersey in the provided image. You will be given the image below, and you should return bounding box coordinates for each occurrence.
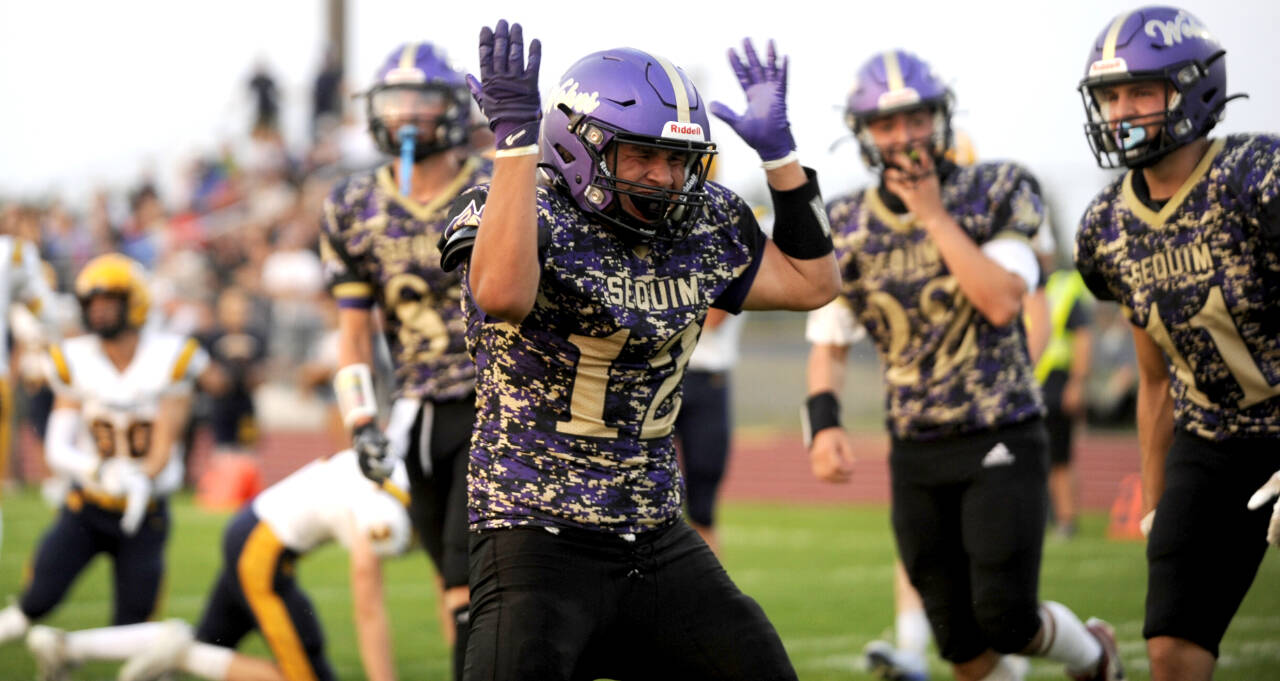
[321,158,492,401]
[1075,134,1280,440]
[828,162,1046,440]
[445,181,765,533]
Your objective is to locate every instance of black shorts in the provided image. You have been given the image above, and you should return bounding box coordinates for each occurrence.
[195,507,335,681]
[465,521,796,681]
[406,396,474,590]
[1144,430,1280,656]
[20,491,169,624]
[889,418,1049,663]
[1041,372,1075,466]
[673,370,732,527]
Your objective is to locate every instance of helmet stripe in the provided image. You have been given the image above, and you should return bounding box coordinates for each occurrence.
[883,51,905,93]
[399,42,419,69]
[651,53,690,123]
[1102,12,1132,61]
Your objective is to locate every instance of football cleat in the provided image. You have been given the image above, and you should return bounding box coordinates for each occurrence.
[864,639,928,681]
[26,625,74,681]
[117,619,192,681]
[1071,618,1125,681]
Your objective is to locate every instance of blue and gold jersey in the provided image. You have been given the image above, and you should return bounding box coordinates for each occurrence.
[1075,134,1280,440]
[445,181,765,533]
[829,162,1046,440]
[321,157,492,401]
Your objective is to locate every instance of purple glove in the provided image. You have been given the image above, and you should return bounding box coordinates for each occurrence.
[466,20,542,152]
[710,38,796,163]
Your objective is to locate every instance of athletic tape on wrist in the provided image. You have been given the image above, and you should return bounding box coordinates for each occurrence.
[802,391,842,449]
[760,150,799,170]
[771,167,834,259]
[334,363,378,429]
[494,144,540,158]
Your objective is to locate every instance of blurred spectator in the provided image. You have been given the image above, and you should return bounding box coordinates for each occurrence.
[200,287,269,454]
[312,47,343,142]
[248,61,280,133]
[260,219,325,369]
[120,184,166,269]
[1087,304,1139,429]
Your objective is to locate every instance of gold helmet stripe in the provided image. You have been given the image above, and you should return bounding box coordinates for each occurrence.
[651,52,690,123]
[398,42,419,70]
[1102,12,1133,61]
[883,51,906,93]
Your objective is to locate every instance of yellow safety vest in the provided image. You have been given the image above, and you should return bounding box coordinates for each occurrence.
[1034,270,1088,384]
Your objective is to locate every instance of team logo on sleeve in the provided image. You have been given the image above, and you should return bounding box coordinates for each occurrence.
[446,199,484,234]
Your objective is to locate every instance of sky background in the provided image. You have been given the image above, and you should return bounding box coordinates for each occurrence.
[2,0,1277,247]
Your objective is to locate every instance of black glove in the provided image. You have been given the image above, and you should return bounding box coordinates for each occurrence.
[353,422,394,483]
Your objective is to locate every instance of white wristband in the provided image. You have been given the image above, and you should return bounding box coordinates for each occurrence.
[761,150,799,171]
[495,144,540,158]
[334,363,378,429]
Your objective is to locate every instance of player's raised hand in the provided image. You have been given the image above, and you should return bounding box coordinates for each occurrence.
[467,20,542,153]
[810,427,856,484]
[710,39,796,164]
[1247,470,1280,547]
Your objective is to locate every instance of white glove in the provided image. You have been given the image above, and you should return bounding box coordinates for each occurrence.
[1140,509,1156,538]
[118,464,153,536]
[97,458,139,497]
[1246,470,1280,547]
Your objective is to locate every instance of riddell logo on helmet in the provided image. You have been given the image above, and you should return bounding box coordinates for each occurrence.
[662,121,704,141]
[1088,58,1129,77]
[876,88,921,110]
[385,66,427,85]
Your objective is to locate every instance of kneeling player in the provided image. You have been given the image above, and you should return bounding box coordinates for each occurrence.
[25,448,412,681]
[0,254,210,645]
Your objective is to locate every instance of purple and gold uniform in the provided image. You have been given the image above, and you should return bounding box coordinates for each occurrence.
[446,181,764,534]
[828,161,1046,440]
[1076,133,1280,654]
[321,158,492,402]
[1075,134,1280,440]
[322,156,492,596]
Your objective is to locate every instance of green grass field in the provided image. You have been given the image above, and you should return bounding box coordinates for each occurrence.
[2,489,1278,680]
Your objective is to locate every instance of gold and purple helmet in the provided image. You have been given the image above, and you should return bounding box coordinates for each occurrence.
[540,48,718,242]
[1078,6,1243,168]
[844,50,953,174]
[361,42,471,160]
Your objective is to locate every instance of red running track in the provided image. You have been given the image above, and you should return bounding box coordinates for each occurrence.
[13,428,1140,510]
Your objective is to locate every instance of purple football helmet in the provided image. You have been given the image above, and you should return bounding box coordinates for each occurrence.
[1078,6,1241,169]
[540,48,718,242]
[844,50,953,173]
[362,43,471,160]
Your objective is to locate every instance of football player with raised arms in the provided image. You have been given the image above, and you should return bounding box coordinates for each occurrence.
[321,41,491,681]
[1074,7,1280,680]
[804,51,1122,681]
[0,254,214,646]
[439,20,839,680]
[24,449,413,681]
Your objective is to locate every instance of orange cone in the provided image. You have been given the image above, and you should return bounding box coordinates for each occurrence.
[196,453,264,511]
[1107,473,1145,541]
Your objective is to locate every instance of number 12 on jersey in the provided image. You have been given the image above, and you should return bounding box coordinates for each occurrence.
[557,321,702,440]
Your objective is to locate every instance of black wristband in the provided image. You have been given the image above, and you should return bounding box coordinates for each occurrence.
[803,391,842,448]
[770,167,834,260]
